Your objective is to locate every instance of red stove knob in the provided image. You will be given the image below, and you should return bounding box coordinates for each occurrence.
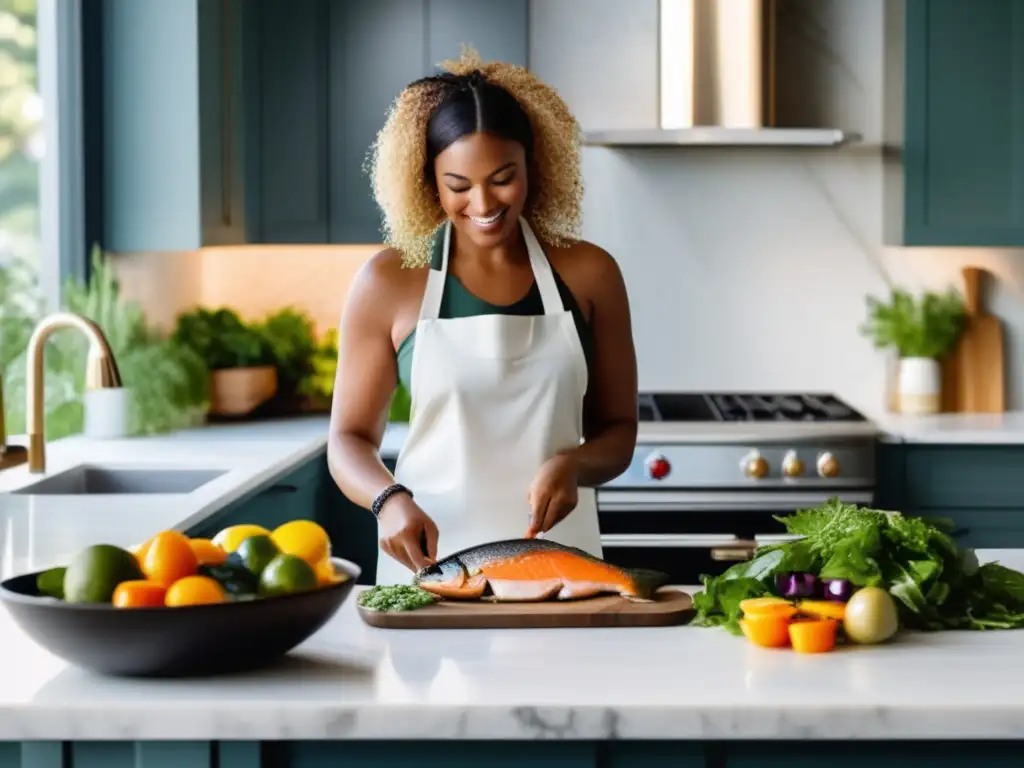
[645,452,671,480]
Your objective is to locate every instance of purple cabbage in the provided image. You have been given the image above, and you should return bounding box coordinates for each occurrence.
[775,571,819,599]
[822,577,855,602]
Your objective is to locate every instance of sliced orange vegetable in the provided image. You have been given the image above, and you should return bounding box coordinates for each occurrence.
[788,617,838,653]
[740,614,792,648]
[739,596,793,614]
[797,600,846,621]
[740,600,798,621]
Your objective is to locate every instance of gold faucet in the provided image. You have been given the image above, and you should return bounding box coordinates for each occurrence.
[0,372,28,470]
[26,312,124,473]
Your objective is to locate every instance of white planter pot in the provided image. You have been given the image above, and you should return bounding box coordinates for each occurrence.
[898,356,941,415]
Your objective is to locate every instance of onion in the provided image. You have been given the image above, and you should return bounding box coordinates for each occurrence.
[822,577,855,602]
[775,571,819,599]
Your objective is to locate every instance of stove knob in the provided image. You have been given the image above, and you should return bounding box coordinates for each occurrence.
[782,450,804,478]
[741,450,769,479]
[817,451,840,478]
[644,452,671,480]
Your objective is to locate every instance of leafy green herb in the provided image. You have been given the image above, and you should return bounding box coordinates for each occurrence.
[357,584,437,612]
[257,307,317,392]
[692,497,1024,635]
[172,307,274,371]
[859,288,965,359]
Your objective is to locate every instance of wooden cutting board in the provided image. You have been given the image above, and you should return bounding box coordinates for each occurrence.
[357,588,693,630]
[952,267,1005,413]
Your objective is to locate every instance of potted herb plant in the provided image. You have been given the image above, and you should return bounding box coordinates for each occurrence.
[860,288,965,415]
[173,307,277,417]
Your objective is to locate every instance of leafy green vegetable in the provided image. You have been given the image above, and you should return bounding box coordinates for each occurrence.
[692,497,1024,635]
[859,287,965,359]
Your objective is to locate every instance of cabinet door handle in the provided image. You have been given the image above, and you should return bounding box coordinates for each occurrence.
[267,484,300,494]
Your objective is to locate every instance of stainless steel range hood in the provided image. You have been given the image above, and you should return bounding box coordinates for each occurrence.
[581,0,861,148]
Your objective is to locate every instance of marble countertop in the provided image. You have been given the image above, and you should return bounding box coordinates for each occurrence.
[2,551,1024,741]
[874,411,1024,445]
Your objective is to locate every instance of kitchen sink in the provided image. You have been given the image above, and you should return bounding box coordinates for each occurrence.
[11,465,228,495]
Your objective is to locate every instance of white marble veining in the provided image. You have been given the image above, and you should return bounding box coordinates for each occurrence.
[875,412,1024,445]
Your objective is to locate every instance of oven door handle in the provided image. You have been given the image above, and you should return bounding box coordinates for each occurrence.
[596,489,874,512]
[599,533,758,561]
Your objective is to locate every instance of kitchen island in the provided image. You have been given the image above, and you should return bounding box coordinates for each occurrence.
[1,420,1024,766]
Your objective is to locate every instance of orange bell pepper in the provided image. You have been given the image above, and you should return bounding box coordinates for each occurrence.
[796,600,846,621]
[740,613,792,648]
[788,617,838,653]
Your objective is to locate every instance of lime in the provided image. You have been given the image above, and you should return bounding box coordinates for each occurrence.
[63,545,144,604]
[36,566,66,600]
[235,534,280,576]
[258,554,318,597]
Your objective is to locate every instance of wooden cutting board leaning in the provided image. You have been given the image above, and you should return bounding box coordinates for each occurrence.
[942,266,1005,413]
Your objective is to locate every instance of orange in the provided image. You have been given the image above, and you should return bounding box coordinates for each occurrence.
[133,536,155,565]
[112,580,167,608]
[314,557,343,586]
[189,538,227,566]
[141,531,199,587]
[164,575,226,606]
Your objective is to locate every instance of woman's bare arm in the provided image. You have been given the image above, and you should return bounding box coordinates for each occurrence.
[326,251,404,508]
[569,243,639,487]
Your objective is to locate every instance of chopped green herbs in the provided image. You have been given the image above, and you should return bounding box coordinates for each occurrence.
[358,584,438,612]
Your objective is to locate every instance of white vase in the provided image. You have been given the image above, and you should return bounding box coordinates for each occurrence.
[898,356,941,415]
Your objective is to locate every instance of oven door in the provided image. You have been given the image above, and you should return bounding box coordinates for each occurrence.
[596,489,874,585]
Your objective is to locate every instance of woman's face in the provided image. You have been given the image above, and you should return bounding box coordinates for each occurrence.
[433,132,528,249]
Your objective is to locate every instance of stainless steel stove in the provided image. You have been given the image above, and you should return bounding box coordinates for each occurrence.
[597,392,878,584]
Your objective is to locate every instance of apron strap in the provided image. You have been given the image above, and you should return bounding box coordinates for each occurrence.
[520,217,566,316]
[418,222,450,322]
[419,217,566,321]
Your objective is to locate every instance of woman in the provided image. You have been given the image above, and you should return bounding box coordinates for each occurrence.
[327,50,638,586]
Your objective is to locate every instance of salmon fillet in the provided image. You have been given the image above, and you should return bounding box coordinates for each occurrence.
[413,538,670,602]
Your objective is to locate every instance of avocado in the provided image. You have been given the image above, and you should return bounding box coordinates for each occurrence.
[63,545,144,604]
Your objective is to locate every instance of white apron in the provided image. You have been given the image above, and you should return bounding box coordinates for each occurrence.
[377,217,602,585]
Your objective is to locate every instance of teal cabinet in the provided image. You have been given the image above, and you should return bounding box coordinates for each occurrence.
[185,454,325,540]
[899,0,1024,246]
[876,443,1024,547]
[101,0,248,251]
[318,457,391,585]
[243,0,529,245]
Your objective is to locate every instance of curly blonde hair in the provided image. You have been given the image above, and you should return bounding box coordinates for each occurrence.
[366,47,584,268]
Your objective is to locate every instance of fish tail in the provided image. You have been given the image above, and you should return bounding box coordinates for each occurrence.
[624,567,672,600]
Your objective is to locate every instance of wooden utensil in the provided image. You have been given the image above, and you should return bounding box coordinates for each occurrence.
[953,267,1005,413]
[357,589,693,630]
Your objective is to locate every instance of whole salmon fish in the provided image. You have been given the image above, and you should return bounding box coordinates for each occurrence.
[413,538,671,602]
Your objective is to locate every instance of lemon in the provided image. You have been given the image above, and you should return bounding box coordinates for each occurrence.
[212,524,270,553]
[271,519,331,567]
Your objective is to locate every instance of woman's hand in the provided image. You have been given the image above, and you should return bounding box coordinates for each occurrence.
[526,452,580,538]
[377,494,439,573]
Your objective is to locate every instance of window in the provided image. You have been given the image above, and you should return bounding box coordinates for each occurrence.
[0,0,83,369]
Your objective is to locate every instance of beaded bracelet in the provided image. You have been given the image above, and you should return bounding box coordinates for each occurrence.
[371,483,413,518]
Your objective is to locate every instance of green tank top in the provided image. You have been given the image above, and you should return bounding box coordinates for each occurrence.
[396,231,595,392]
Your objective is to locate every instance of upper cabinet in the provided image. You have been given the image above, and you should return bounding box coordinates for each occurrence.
[98,0,528,251]
[101,0,248,251]
[890,0,1024,247]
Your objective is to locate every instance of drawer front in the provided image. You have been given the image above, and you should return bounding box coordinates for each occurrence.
[905,446,1024,509]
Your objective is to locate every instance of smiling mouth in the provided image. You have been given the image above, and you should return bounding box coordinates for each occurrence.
[468,208,507,228]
